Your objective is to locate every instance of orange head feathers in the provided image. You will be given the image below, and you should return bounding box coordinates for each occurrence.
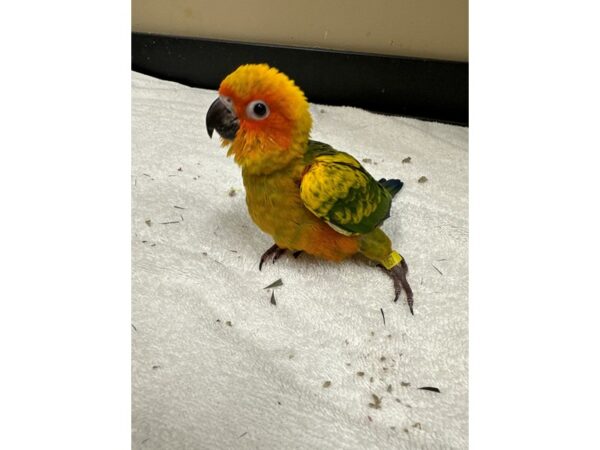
[206,64,312,174]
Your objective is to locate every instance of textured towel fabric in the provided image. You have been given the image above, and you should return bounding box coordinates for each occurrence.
[132,72,468,449]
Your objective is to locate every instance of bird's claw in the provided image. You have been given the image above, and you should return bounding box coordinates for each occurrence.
[385,260,414,315]
[259,244,287,271]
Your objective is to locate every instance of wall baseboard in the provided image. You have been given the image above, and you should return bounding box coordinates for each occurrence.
[132,32,468,126]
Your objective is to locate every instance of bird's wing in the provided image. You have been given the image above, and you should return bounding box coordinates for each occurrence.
[299,140,392,235]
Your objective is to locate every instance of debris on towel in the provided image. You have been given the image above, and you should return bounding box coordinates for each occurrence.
[386,384,393,393]
[159,220,180,225]
[380,308,386,325]
[368,394,382,409]
[432,264,444,275]
[322,381,332,388]
[225,321,232,327]
[270,291,276,306]
[152,365,160,370]
[228,188,237,197]
[418,176,428,183]
[173,205,185,210]
[418,386,441,393]
[131,324,137,332]
[394,398,412,409]
[145,219,152,227]
[362,158,372,164]
[401,381,411,387]
[402,156,412,164]
[263,279,283,289]
[238,432,248,439]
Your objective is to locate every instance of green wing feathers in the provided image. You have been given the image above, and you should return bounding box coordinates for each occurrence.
[300,141,398,235]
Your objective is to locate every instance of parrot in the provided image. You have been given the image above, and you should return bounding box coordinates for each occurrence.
[205,64,414,314]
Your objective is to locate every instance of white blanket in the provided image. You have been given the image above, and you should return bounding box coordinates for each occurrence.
[132,71,468,449]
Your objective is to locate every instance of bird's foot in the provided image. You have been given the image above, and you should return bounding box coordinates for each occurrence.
[259,244,287,271]
[384,259,414,315]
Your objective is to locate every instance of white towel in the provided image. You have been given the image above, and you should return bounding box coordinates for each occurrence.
[132,71,468,449]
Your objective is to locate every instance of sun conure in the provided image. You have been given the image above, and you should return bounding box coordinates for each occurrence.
[206,64,414,314]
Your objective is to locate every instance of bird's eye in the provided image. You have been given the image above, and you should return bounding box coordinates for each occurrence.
[246,100,270,120]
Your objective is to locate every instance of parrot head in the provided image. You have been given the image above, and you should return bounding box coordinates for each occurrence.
[206,64,312,173]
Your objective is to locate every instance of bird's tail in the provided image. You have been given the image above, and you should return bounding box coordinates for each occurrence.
[378,178,404,198]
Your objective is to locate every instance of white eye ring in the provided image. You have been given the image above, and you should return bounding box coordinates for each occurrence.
[246,100,270,120]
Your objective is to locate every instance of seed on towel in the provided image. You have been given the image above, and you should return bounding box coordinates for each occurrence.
[418,176,428,183]
[264,278,283,289]
[356,371,365,377]
[402,156,412,164]
[418,386,441,393]
[368,394,382,409]
[322,381,332,388]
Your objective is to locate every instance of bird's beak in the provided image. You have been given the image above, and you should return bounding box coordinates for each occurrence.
[206,97,239,140]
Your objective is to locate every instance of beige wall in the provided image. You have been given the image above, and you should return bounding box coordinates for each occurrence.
[132,0,468,62]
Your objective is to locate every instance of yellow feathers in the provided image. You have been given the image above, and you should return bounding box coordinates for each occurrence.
[301,152,377,225]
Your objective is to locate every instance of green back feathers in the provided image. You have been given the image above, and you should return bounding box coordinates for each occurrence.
[300,140,397,235]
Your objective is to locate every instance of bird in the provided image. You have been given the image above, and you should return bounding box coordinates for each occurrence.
[206,64,414,314]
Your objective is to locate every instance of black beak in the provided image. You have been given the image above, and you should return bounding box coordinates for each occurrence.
[206,97,239,140]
